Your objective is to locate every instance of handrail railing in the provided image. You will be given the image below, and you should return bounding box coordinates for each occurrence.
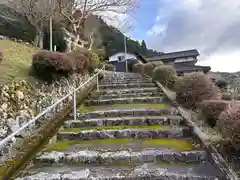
[0,66,105,148]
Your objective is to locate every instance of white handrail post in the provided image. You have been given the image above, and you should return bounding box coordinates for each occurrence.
[73,91,77,120]
[96,74,99,92]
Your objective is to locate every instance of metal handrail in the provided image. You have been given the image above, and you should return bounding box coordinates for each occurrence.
[0,66,105,148]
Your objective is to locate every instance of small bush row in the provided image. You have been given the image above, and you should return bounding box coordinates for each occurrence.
[172,71,240,151]
[31,48,100,81]
[174,72,221,109]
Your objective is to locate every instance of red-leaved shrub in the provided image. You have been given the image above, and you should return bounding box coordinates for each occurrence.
[218,102,240,150]
[67,52,89,74]
[174,72,222,109]
[32,51,74,81]
[199,99,229,127]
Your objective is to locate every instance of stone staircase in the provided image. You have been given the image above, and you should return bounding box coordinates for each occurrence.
[17,71,226,180]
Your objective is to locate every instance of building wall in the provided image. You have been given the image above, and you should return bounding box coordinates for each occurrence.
[109,52,136,62]
[110,61,126,72]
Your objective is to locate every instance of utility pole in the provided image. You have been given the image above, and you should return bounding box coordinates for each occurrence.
[49,0,55,51]
[49,15,53,51]
[124,36,128,72]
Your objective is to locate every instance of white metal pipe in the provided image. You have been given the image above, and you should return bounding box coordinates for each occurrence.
[0,66,105,148]
[124,36,128,72]
[96,75,99,92]
[73,91,77,120]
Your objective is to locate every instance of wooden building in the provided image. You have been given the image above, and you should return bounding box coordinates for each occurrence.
[145,49,211,75]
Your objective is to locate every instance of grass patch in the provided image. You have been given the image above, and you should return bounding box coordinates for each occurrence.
[45,138,194,152]
[61,125,169,132]
[79,103,169,113]
[0,40,38,85]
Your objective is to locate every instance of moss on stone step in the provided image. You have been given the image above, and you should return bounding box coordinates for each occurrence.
[79,103,169,113]
[60,125,169,132]
[44,138,194,152]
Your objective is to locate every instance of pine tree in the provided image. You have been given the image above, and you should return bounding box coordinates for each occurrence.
[141,40,148,55]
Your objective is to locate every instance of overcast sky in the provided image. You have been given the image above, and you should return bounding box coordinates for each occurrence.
[128,0,240,72]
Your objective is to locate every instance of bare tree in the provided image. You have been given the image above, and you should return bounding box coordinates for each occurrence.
[57,0,139,52]
[5,0,57,48]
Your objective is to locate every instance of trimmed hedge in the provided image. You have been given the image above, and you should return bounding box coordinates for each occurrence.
[132,63,143,74]
[67,52,89,74]
[152,65,178,89]
[89,51,100,72]
[142,62,156,76]
[218,102,240,150]
[105,64,115,71]
[174,72,221,109]
[31,51,74,81]
[199,99,229,127]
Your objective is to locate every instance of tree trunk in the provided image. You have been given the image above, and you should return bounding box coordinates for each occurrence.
[72,34,80,51]
[34,33,40,47]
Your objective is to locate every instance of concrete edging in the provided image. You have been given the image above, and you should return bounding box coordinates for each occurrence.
[155,81,239,180]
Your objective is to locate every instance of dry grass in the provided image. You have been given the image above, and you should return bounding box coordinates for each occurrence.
[0,40,38,85]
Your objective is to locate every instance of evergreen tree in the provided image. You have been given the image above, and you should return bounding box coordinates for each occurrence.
[141,40,148,55]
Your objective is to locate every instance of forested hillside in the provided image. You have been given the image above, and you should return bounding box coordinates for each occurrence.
[0,4,162,58]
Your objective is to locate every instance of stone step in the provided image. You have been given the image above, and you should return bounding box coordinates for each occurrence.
[101,80,153,84]
[57,127,191,141]
[86,97,165,106]
[64,116,184,128]
[99,83,156,89]
[96,92,163,100]
[35,150,208,165]
[75,108,178,119]
[45,138,199,152]
[16,163,223,180]
[99,87,161,95]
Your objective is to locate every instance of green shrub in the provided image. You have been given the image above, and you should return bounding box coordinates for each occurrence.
[67,52,89,74]
[32,50,74,81]
[152,65,178,88]
[142,62,156,76]
[132,63,143,74]
[218,102,240,150]
[174,72,222,109]
[128,59,139,72]
[90,51,100,69]
[151,60,164,66]
[105,64,115,71]
[199,100,229,127]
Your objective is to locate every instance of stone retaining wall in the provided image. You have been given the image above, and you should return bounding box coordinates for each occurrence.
[0,77,97,179]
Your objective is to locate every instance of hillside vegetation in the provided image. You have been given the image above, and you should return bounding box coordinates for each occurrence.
[0,40,38,85]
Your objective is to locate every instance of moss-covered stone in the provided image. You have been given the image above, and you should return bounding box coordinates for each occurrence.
[79,103,169,113]
[45,138,195,152]
[61,125,169,132]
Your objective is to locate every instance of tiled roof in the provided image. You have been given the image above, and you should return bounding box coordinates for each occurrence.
[146,49,199,62]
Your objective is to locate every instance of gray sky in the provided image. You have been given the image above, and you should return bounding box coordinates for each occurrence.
[146,0,240,72]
